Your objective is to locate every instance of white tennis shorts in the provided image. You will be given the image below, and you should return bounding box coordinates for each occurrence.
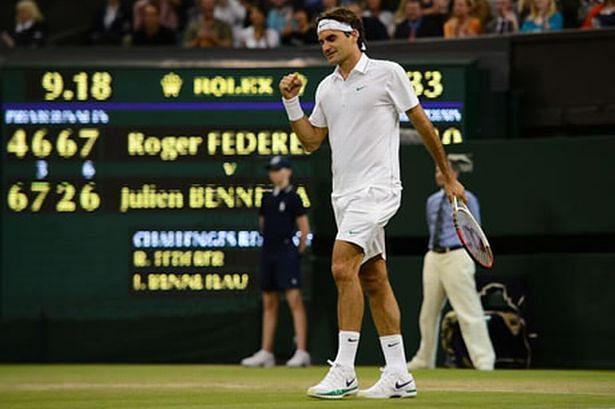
[332,186,401,264]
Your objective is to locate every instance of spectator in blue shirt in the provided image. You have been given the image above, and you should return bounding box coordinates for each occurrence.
[521,0,563,32]
[408,158,495,371]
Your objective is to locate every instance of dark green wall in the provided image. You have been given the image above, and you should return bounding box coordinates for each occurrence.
[2,137,615,368]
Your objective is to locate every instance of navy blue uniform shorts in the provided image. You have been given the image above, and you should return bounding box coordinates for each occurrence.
[259,247,301,291]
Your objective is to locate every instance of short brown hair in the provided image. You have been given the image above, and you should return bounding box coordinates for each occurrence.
[316,7,366,51]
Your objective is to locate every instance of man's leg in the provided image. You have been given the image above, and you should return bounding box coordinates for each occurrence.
[357,255,417,398]
[307,240,363,398]
[359,255,400,336]
[332,240,365,331]
[441,251,495,370]
[262,291,280,353]
[285,288,308,352]
[409,251,447,369]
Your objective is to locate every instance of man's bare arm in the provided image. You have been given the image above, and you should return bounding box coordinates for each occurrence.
[407,104,467,202]
[290,118,327,153]
[280,73,328,153]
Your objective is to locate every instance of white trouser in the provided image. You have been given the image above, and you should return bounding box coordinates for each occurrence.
[410,249,495,370]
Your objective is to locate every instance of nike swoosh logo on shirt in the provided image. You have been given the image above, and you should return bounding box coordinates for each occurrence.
[346,378,356,387]
[348,338,359,343]
[387,342,400,348]
[355,85,366,91]
[395,379,413,389]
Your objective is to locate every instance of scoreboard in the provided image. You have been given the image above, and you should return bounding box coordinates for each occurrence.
[0,57,476,320]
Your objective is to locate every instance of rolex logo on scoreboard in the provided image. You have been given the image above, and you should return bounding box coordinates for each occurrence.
[160,72,183,98]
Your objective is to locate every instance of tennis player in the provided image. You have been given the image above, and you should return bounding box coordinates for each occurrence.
[279,6,466,399]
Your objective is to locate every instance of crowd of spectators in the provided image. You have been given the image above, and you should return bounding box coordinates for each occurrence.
[1,0,614,48]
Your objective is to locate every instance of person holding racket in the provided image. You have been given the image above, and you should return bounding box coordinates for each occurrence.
[279,6,466,399]
[407,159,496,371]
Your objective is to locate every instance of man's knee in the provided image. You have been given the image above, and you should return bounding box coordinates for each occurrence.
[331,260,359,285]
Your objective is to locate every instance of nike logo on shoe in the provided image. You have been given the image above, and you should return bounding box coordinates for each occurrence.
[387,342,400,348]
[346,378,356,387]
[395,379,413,390]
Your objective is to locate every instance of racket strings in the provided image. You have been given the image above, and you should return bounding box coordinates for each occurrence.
[457,210,493,267]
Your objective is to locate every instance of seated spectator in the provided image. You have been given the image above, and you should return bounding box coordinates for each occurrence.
[282,8,318,45]
[184,0,233,47]
[185,0,247,33]
[394,0,444,39]
[472,0,492,30]
[267,0,295,35]
[580,0,603,28]
[212,0,248,42]
[591,0,615,27]
[347,1,390,40]
[237,5,280,48]
[134,0,181,31]
[316,0,342,15]
[428,0,453,27]
[520,0,563,32]
[517,0,531,21]
[486,0,519,33]
[90,0,132,45]
[1,0,47,48]
[132,2,178,45]
[364,0,396,36]
[444,0,481,37]
[395,0,411,24]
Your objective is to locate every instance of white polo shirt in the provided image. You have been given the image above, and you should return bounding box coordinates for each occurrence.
[309,53,419,197]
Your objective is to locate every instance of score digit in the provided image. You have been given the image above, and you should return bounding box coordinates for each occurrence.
[42,72,64,101]
[7,183,28,212]
[91,72,113,100]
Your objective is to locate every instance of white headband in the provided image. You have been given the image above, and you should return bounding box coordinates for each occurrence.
[317,18,367,50]
[317,19,353,34]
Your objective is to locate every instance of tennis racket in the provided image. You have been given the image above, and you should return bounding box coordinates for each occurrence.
[452,196,494,269]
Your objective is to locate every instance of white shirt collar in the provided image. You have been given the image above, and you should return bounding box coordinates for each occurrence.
[334,53,369,81]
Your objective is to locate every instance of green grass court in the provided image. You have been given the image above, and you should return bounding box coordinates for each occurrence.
[1,365,614,409]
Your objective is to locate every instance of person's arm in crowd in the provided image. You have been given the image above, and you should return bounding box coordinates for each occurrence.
[1,31,15,47]
[211,23,233,47]
[549,12,563,30]
[183,21,198,47]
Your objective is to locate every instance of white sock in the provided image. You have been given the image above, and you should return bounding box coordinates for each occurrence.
[380,334,407,371]
[334,331,360,368]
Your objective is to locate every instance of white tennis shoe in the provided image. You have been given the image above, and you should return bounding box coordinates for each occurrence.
[307,360,358,399]
[286,349,311,367]
[240,350,275,368]
[358,367,417,399]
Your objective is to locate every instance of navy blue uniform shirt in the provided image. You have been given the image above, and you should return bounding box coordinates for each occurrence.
[259,185,306,251]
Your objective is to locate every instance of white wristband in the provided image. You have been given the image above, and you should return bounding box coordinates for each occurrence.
[282,96,304,121]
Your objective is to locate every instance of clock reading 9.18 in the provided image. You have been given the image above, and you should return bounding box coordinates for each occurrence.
[41,71,113,101]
